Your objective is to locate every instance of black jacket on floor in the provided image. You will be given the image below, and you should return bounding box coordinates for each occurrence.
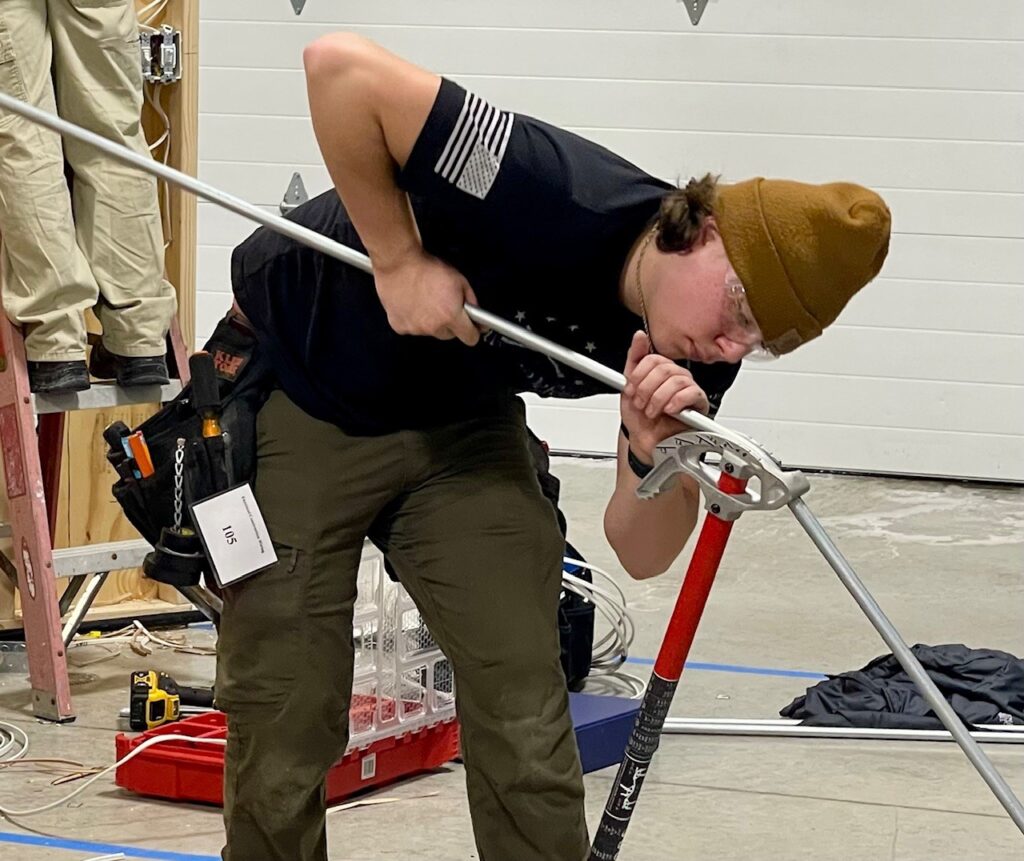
[781,644,1024,729]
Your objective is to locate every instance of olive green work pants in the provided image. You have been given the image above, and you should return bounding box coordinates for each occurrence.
[216,390,589,861]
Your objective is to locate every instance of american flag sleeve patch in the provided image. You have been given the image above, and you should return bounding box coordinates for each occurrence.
[433,91,515,200]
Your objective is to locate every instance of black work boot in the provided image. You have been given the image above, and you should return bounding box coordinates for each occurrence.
[89,342,170,387]
[28,360,91,394]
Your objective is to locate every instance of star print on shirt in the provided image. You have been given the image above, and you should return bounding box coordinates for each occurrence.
[478,311,625,401]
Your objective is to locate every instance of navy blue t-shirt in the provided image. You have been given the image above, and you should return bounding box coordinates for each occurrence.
[232,79,739,435]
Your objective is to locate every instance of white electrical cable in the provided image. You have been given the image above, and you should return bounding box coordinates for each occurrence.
[0,721,29,765]
[562,574,630,665]
[561,557,646,698]
[0,734,225,819]
[563,557,636,659]
[81,854,125,861]
[71,619,216,657]
[136,0,175,249]
[137,0,169,26]
[141,82,174,249]
[145,84,170,152]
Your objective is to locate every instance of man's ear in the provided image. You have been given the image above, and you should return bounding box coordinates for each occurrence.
[695,215,720,247]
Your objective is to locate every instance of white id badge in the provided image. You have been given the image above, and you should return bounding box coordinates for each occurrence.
[190,483,278,587]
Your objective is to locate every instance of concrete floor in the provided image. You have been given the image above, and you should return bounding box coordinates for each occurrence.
[0,461,1021,860]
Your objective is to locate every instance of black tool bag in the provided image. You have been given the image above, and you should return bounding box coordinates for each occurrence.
[109,312,275,587]
[559,541,596,692]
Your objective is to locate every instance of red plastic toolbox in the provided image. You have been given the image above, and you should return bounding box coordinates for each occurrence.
[115,702,460,806]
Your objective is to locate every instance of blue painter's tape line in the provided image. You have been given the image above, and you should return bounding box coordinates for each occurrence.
[626,657,827,680]
[0,830,219,860]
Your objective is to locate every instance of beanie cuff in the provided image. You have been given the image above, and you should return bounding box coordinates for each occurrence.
[716,178,823,353]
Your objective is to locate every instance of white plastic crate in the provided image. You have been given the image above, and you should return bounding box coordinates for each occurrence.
[349,541,455,748]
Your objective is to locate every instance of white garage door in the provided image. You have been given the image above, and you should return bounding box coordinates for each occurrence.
[196,1,1024,482]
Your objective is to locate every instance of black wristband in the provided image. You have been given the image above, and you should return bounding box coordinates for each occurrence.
[627,446,654,479]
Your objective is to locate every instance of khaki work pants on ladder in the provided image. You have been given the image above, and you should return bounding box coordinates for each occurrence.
[215,391,591,861]
[0,0,176,361]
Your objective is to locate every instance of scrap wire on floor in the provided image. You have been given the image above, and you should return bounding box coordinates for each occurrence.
[1,721,104,787]
[0,733,226,819]
[72,619,216,658]
[0,728,436,822]
[0,562,639,819]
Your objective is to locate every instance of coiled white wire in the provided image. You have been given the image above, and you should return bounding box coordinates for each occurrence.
[0,721,29,765]
[562,556,645,698]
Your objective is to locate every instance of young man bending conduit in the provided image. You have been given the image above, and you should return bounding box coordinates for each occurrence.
[218,35,891,861]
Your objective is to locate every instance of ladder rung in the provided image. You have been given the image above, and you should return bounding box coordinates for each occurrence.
[52,539,152,578]
[32,381,183,415]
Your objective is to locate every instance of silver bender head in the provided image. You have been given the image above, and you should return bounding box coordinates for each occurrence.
[636,429,811,521]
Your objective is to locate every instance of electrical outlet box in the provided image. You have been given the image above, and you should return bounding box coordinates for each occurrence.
[140,25,182,84]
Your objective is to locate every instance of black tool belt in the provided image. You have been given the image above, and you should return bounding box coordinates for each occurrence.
[107,311,275,589]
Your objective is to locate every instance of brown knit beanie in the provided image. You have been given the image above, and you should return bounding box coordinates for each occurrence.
[715,178,891,355]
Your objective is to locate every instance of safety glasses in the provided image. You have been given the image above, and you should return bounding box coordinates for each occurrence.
[724,272,779,362]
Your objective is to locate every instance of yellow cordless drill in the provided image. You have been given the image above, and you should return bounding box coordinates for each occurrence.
[129,670,215,731]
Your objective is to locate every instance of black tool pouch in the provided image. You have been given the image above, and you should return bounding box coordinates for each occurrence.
[109,311,275,587]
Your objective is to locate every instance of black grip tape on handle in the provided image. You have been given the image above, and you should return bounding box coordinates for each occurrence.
[189,351,221,415]
[589,673,679,860]
[103,420,131,450]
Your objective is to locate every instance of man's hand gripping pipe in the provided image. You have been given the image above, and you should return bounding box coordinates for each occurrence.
[2,89,1019,848]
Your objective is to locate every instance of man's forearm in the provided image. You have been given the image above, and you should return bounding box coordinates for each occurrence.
[303,34,439,270]
[604,448,700,579]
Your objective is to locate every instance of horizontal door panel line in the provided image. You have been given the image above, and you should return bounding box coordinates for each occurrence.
[198,20,1024,44]
[196,111,1024,146]
[196,158,1024,199]
[729,415,1024,440]
[198,64,1023,96]
[529,401,1024,441]
[457,77,1024,97]
[722,368,1024,387]
[568,127,1024,146]
[820,322,1024,336]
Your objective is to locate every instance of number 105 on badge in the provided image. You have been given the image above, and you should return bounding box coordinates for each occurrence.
[191,484,277,587]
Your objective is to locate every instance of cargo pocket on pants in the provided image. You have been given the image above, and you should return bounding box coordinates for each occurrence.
[215,542,309,715]
[0,23,29,114]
